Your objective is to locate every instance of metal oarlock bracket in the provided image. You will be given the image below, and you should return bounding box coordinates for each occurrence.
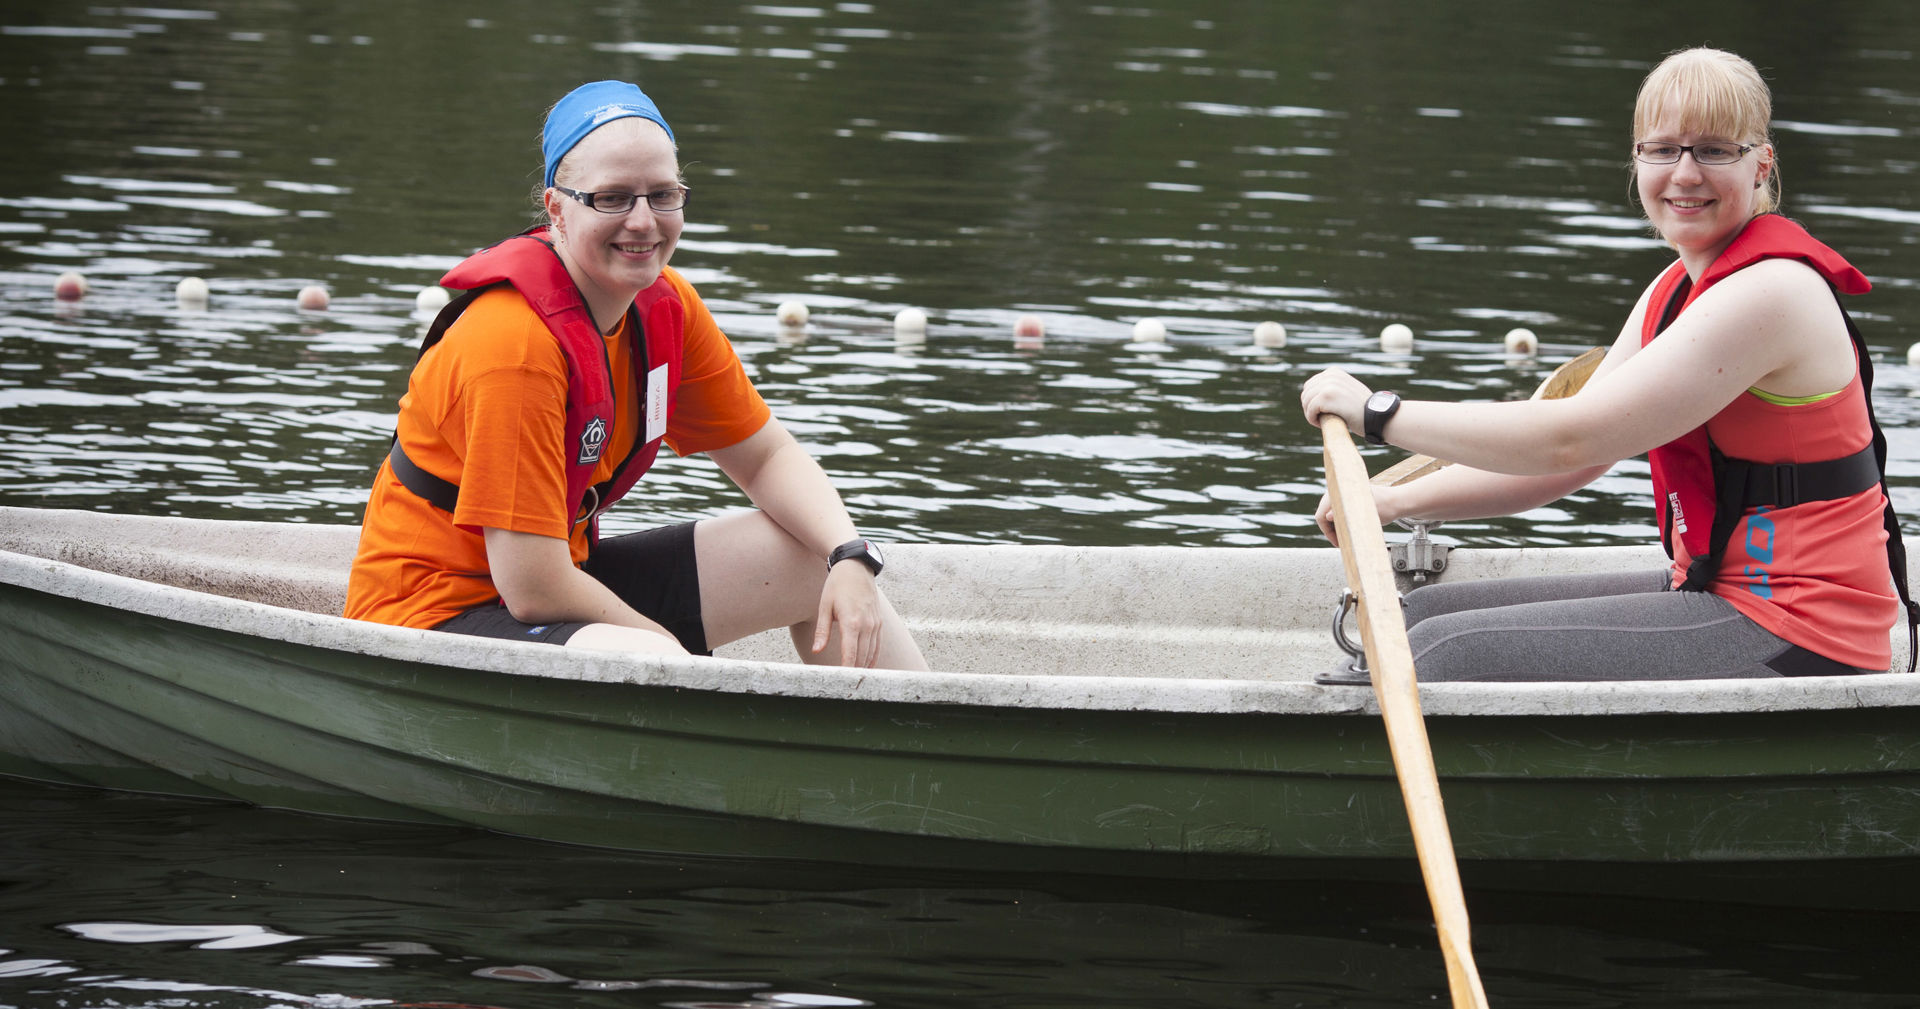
[1390,519,1449,584]
[1315,589,1373,686]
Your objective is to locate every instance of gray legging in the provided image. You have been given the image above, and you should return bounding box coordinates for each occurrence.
[1399,569,1866,682]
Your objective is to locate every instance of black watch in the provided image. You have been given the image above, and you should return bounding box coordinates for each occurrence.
[828,537,885,577]
[1363,390,1402,445]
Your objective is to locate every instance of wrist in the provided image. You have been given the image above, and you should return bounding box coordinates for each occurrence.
[1363,390,1402,445]
[827,537,885,577]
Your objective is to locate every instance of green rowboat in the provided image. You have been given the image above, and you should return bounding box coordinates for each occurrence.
[3,506,1917,905]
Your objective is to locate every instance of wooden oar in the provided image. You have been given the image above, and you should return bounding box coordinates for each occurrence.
[1320,413,1491,1009]
[1371,345,1606,487]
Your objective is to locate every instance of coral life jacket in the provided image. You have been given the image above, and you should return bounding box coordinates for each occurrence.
[387,227,686,539]
[1641,213,1917,668]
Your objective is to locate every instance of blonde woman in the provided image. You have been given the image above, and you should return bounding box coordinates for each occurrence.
[1301,48,1913,681]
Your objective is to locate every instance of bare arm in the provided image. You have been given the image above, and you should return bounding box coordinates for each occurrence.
[1316,463,1607,546]
[1302,260,1855,475]
[483,526,687,652]
[706,417,885,666]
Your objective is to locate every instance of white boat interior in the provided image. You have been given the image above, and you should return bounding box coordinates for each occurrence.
[3,506,1914,719]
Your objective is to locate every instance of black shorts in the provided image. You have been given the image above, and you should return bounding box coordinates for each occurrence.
[433,521,710,654]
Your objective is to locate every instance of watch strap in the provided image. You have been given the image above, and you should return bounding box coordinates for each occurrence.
[828,538,883,576]
[1364,392,1401,446]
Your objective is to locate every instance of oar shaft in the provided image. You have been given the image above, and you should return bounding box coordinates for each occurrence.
[1321,415,1490,1009]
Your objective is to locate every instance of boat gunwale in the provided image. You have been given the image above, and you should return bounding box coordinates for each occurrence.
[7,543,1919,720]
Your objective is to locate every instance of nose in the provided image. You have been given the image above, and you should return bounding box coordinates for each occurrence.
[1671,149,1706,183]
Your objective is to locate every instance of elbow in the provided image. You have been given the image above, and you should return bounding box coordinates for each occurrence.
[495,591,547,625]
[1540,426,1611,475]
[493,573,565,624]
[497,596,549,625]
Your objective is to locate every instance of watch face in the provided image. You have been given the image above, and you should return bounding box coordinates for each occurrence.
[1367,391,1395,411]
[864,540,884,566]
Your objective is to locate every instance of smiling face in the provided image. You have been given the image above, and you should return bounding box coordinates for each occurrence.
[544,117,683,330]
[1634,120,1771,271]
[1630,49,1778,276]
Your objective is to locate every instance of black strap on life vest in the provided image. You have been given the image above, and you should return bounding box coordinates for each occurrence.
[1680,442,1880,593]
[382,287,483,515]
[381,289,649,537]
[1662,292,1920,671]
[387,438,460,512]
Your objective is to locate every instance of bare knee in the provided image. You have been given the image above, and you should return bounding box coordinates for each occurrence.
[564,623,690,656]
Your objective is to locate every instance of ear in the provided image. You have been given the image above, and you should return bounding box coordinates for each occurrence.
[542,188,567,240]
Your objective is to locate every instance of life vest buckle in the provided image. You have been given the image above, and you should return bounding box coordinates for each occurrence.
[572,485,601,529]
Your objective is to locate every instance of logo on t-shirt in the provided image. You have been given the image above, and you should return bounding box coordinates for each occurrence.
[578,416,608,465]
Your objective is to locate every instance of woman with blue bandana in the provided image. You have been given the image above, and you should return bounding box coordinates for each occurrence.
[345,81,928,671]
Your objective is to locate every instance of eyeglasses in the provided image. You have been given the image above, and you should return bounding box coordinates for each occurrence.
[553,185,691,214]
[1633,142,1755,166]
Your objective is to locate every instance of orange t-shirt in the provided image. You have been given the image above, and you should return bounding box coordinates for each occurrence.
[344,266,771,629]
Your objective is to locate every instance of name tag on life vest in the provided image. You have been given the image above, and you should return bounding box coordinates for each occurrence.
[644,363,669,444]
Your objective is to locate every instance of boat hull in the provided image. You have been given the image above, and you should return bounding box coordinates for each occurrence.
[5,508,1920,901]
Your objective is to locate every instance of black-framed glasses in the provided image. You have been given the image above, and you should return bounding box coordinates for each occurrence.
[1633,142,1755,166]
[554,185,691,214]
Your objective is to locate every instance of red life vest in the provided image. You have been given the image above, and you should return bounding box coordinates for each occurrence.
[391,227,686,537]
[1641,214,1871,564]
[1640,214,1918,669]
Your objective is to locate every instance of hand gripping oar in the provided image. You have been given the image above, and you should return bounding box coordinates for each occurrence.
[1321,413,1491,1009]
[1370,345,1606,487]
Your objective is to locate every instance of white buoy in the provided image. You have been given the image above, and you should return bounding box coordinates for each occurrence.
[1253,321,1287,349]
[1132,318,1167,343]
[1379,322,1414,352]
[894,307,928,343]
[776,300,809,328]
[296,285,330,310]
[53,271,87,301]
[415,285,450,314]
[175,276,210,307]
[1503,327,1538,356]
[1908,342,1920,368]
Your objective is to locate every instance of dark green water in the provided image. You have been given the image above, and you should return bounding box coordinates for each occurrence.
[8,778,1920,1009]
[6,2,1920,1006]
[4,0,1918,547]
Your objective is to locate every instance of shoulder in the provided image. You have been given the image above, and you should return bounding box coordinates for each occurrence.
[1698,257,1844,324]
[1733,255,1834,289]
[658,266,728,346]
[658,265,707,312]
[450,285,546,332]
[439,287,566,373]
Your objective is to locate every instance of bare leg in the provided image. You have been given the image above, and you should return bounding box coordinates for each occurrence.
[564,623,690,654]
[693,510,928,670]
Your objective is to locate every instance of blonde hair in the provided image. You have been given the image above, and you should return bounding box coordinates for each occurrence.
[1632,47,1779,215]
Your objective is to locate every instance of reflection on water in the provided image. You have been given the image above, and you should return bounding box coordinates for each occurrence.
[4,0,1919,548]
[6,779,1920,1009]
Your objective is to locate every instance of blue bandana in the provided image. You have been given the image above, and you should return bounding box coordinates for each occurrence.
[541,81,674,189]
